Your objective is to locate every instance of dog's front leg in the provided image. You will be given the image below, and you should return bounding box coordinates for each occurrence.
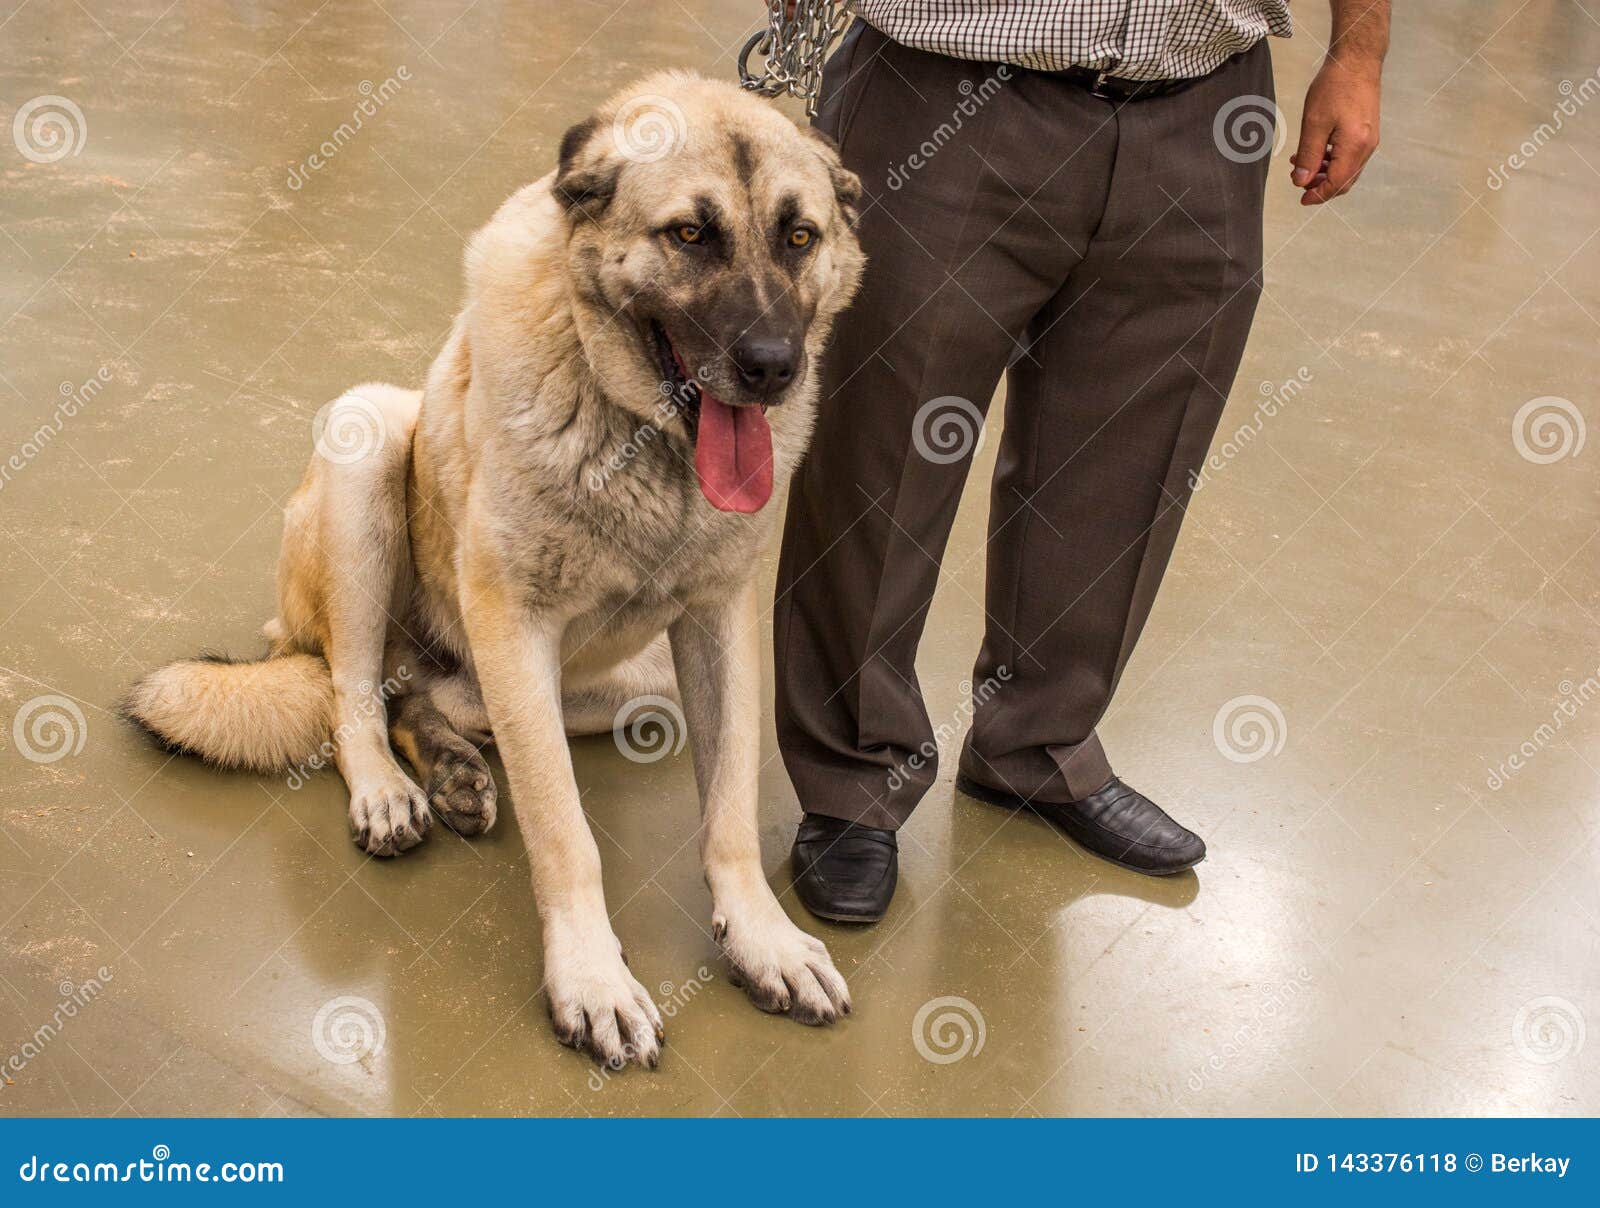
[461,561,663,1069]
[670,580,851,1025]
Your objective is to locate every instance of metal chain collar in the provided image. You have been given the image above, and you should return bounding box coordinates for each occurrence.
[737,0,853,117]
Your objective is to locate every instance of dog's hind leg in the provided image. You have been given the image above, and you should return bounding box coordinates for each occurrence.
[394,633,671,834]
[390,686,497,837]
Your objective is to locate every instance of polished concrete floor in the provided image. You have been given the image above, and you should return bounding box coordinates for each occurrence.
[2,0,1598,1117]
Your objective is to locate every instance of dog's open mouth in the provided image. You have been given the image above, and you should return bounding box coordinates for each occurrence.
[651,321,773,514]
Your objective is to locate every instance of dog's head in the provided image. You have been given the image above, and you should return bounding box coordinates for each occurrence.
[552,72,864,513]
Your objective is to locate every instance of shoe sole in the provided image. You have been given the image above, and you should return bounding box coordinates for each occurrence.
[954,774,1204,877]
[804,905,887,924]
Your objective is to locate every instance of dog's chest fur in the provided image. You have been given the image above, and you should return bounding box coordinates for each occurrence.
[415,383,806,676]
[527,402,796,609]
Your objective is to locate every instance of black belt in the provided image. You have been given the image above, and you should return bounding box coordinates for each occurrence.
[1052,65,1206,103]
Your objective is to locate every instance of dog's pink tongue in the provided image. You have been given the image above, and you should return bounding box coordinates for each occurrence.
[694,393,773,513]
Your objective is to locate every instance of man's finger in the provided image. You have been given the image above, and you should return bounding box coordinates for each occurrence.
[1299,169,1341,205]
[1322,126,1376,195]
[1291,154,1331,185]
[1291,115,1333,187]
[1299,163,1363,206]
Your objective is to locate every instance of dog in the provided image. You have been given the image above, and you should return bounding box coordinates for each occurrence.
[125,72,865,1069]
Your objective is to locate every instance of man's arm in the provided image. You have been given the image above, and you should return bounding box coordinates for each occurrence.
[1291,0,1390,205]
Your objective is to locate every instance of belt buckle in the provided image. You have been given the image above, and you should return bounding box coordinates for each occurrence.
[1088,70,1117,100]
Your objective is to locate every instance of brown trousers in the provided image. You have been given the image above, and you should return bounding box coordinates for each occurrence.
[775,21,1273,830]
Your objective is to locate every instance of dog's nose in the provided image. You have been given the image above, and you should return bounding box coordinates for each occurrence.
[731,336,798,393]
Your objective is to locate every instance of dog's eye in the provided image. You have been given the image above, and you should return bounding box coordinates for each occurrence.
[674,225,705,245]
[788,227,816,249]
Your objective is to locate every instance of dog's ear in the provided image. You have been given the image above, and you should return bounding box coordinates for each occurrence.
[804,127,862,228]
[829,162,863,229]
[553,116,618,220]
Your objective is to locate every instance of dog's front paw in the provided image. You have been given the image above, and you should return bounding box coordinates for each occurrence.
[426,745,497,837]
[544,930,664,1069]
[714,898,851,1025]
[348,776,432,856]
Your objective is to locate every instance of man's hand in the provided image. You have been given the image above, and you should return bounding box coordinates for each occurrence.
[1291,0,1389,205]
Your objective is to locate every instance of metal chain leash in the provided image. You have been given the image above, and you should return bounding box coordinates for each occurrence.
[737,0,853,117]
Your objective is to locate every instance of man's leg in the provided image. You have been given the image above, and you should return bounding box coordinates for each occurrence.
[960,44,1275,870]
[775,25,1116,836]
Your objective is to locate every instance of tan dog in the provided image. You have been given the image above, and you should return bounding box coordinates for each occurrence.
[127,72,865,1068]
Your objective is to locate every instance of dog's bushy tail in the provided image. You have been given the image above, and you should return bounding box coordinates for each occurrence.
[124,652,334,774]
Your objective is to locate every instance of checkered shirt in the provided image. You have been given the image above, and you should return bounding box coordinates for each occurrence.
[850,0,1293,80]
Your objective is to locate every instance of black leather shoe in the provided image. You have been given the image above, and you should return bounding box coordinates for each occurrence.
[956,774,1205,875]
[790,813,898,923]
